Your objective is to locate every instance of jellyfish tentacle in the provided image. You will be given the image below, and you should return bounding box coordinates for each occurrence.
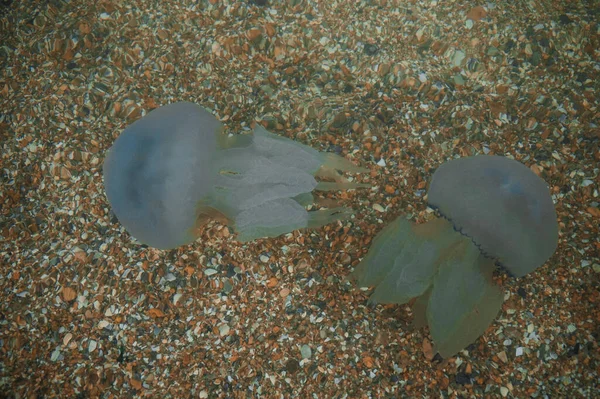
[315,181,370,191]
[234,198,309,242]
[293,192,315,207]
[216,125,366,241]
[426,238,504,358]
[322,152,369,174]
[351,217,411,289]
[411,287,431,330]
[305,207,353,229]
[366,217,462,305]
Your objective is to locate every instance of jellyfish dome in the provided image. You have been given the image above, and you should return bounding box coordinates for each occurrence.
[103,102,366,249]
[427,155,559,277]
[351,155,559,357]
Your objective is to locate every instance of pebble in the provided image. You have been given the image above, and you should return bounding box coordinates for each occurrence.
[222,280,233,294]
[286,359,300,373]
[487,46,499,56]
[260,254,270,263]
[527,324,535,333]
[452,50,466,67]
[515,347,523,357]
[204,268,218,276]
[218,324,230,337]
[88,340,97,352]
[500,386,509,397]
[300,344,312,359]
[51,348,61,362]
[373,204,385,212]
[454,74,465,85]
[467,6,487,21]
[498,351,508,363]
[172,293,183,305]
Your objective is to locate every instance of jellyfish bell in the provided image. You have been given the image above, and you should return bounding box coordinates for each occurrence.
[103,102,367,250]
[427,155,559,277]
[351,155,559,357]
[103,102,220,250]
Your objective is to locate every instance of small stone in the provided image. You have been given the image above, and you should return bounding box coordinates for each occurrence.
[467,6,487,21]
[300,344,312,359]
[377,158,386,167]
[61,287,77,302]
[500,386,509,397]
[98,320,109,329]
[373,204,385,213]
[455,372,471,385]
[416,28,425,41]
[51,348,61,362]
[364,43,379,56]
[515,347,523,356]
[222,280,233,294]
[280,288,290,297]
[498,351,508,363]
[88,340,97,352]
[422,338,434,361]
[559,14,572,25]
[260,254,270,263]
[453,74,465,85]
[204,268,218,276]
[362,355,374,368]
[466,19,474,29]
[487,46,499,56]
[286,359,300,373]
[173,293,183,305]
[219,324,230,337]
[452,50,466,67]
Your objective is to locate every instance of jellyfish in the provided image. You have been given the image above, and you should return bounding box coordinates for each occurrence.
[103,102,367,250]
[351,155,558,357]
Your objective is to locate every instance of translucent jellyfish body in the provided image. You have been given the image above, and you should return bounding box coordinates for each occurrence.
[352,155,558,357]
[103,102,366,249]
